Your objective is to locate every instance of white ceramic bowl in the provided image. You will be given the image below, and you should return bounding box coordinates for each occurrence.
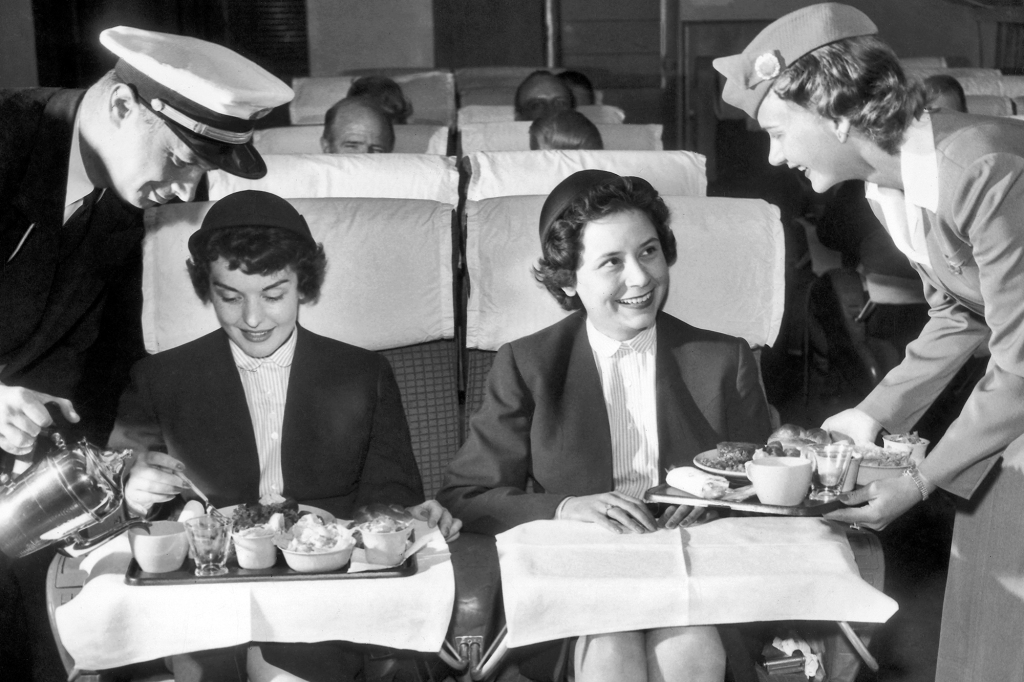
[857,462,910,486]
[279,540,355,573]
[128,521,189,573]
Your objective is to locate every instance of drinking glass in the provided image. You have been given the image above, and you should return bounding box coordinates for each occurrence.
[811,442,854,501]
[184,514,232,576]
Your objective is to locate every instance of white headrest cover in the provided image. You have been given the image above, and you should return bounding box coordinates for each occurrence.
[252,125,449,155]
[467,150,706,201]
[465,196,783,350]
[460,122,662,154]
[142,198,454,353]
[207,154,458,204]
[290,73,456,126]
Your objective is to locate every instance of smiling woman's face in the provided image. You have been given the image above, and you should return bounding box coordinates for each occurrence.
[757,91,860,193]
[562,209,669,341]
[209,258,300,357]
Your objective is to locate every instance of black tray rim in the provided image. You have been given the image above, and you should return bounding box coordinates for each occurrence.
[125,551,417,586]
[644,483,844,517]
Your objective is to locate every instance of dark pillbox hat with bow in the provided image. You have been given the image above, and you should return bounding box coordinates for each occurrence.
[538,170,656,244]
[713,3,877,119]
[188,190,315,256]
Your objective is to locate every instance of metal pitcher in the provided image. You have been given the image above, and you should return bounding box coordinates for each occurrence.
[0,431,147,557]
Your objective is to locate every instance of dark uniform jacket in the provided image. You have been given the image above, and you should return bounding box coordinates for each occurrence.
[438,311,771,535]
[0,88,145,443]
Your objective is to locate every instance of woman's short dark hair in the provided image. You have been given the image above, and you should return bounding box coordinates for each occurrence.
[346,76,413,124]
[529,110,603,150]
[923,74,967,113]
[187,226,327,304]
[533,178,676,311]
[771,36,926,155]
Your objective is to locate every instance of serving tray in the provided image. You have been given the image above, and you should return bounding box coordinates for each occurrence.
[125,552,417,586]
[644,483,845,517]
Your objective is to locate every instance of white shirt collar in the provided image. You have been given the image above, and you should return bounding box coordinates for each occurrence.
[64,112,94,212]
[585,319,657,357]
[863,113,937,265]
[230,328,298,372]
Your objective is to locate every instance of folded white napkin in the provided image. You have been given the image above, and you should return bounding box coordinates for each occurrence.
[496,517,897,647]
[57,520,453,671]
[496,521,690,647]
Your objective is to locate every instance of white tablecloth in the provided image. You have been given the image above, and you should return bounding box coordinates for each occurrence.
[496,517,898,647]
[55,520,454,671]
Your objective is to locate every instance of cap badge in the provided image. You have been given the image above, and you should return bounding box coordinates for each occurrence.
[752,51,783,85]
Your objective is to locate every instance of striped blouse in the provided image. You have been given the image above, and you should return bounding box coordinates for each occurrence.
[229,330,297,502]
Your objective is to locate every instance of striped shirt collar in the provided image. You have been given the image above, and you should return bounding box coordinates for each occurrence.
[229,328,297,372]
[585,319,657,357]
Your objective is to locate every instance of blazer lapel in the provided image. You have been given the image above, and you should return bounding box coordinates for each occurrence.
[560,320,615,493]
[655,321,721,477]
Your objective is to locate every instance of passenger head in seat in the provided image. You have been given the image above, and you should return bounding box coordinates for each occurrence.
[529,110,604,150]
[321,96,396,154]
[514,70,575,121]
[923,74,967,113]
[347,75,414,124]
[557,70,596,106]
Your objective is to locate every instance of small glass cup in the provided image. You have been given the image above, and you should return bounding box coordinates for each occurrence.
[184,514,233,577]
[810,442,854,501]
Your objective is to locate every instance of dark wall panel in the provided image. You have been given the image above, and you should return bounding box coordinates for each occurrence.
[434,0,546,68]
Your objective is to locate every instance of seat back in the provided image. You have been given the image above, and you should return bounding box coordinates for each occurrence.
[457,104,625,125]
[465,150,707,201]
[459,122,662,154]
[966,95,1015,117]
[463,195,785,420]
[252,124,450,155]
[143,197,459,496]
[207,154,459,204]
[291,72,456,126]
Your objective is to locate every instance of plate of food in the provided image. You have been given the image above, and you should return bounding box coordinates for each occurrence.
[692,442,759,480]
[220,499,336,530]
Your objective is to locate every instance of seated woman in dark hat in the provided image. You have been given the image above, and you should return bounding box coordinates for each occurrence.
[438,170,771,682]
[112,189,460,682]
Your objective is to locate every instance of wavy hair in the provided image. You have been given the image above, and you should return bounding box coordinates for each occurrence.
[771,36,926,155]
[187,226,327,304]
[533,178,676,310]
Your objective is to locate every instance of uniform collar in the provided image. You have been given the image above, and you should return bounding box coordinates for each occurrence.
[229,328,297,371]
[585,319,657,357]
[64,111,96,211]
[899,112,939,213]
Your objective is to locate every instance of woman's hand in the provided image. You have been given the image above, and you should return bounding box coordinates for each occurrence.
[560,492,657,534]
[657,504,708,529]
[824,475,927,531]
[406,500,462,542]
[822,408,883,445]
[124,451,186,517]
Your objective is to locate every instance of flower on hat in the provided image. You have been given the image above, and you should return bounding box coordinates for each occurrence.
[753,52,782,81]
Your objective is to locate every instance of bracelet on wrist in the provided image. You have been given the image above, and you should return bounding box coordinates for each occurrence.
[903,465,930,501]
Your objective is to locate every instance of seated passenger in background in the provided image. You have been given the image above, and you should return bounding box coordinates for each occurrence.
[346,75,413,124]
[514,69,575,121]
[320,96,395,154]
[112,190,459,682]
[529,110,604,150]
[558,69,597,106]
[439,170,771,682]
[923,74,967,113]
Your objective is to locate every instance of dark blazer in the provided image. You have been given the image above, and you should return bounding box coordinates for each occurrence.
[109,326,424,519]
[438,311,771,535]
[0,88,145,440]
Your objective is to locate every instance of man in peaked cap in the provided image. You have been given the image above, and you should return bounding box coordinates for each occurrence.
[0,26,291,678]
[0,27,293,461]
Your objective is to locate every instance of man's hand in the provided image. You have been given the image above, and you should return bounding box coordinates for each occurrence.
[824,474,926,531]
[407,500,462,541]
[560,491,657,534]
[124,451,186,517]
[0,384,79,456]
[822,408,883,445]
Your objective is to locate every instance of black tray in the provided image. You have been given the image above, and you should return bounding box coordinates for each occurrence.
[644,483,845,517]
[126,552,417,586]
